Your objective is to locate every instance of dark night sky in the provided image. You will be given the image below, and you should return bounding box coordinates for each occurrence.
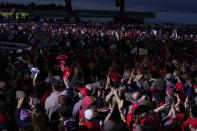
[1,0,197,13]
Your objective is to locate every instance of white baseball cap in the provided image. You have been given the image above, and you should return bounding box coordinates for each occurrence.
[84,109,94,120]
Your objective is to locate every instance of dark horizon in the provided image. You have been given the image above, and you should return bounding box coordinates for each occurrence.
[1,0,197,13]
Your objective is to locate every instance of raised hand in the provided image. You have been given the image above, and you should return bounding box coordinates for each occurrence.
[176,94,181,104]
[140,95,146,101]
[105,75,111,89]
[17,96,24,108]
[97,90,102,98]
[113,88,118,96]
[107,75,110,84]
[184,96,189,108]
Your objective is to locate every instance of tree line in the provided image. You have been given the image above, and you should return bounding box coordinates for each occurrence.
[0,2,66,11]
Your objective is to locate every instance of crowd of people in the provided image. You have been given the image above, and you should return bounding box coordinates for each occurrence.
[0,22,197,131]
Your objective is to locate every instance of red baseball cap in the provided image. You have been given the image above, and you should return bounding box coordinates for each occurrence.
[110,72,122,82]
[176,83,185,93]
[56,55,68,61]
[77,88,89,97]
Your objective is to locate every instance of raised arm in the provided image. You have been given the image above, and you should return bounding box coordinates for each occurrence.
[105,88,114,102]
[118,100,126,123]
[175,94,181,109]
[104,104,113,123]
[63,76,70,89]
[105,75,111,89]
[154,103,167,113]
[113,88,122,106]
[127,69,135,85]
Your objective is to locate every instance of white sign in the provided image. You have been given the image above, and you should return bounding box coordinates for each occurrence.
[31,67,40,79]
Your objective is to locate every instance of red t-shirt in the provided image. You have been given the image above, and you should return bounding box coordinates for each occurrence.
[183,118,197,129]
